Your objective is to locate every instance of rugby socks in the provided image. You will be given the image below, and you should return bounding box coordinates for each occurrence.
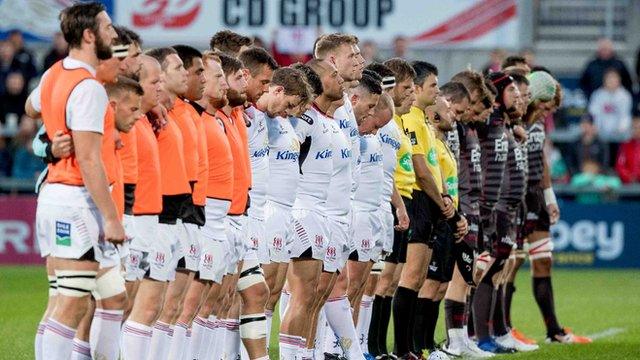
[376,296,393,355]
[444,299,467,345]
[279,290,291,320]
[492,286,509,337]
[122,320,153,359]
[313,309,328,360]
[182,327,192,360]
[324,296,364,359]
[357,295,374,353]
[90,309,124,360]
[466,288,476,338]
[35,321,46,360]
[392,286,417,356]
[190,316,209,359]
[504,282,516,328]
[167,321,189,360]
[70,338,91,360]
[367,295,385,355]
[472,282,493,341]
[414,298,440,352]
[265,309,273,347]
[42,318,76,360]
[278,334,303,359]
[222,319,241,360]
[533,277,562,336]
[149,321,173,360]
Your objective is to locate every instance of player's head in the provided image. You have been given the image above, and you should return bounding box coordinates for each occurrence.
[383,58,416,115]
[315,33,362,82]
[59,1,116,60]
[368,93,395,134]
[307,58,344,102]
[219,53,248,107]
[291,63,322,117]
[501,55,530,73]
[138,55,162,112]
[146,47,188,98]
[210,30,253,57]
[451,70,489,122]
[352,71,382,132]
[114,26,142,79]
[411,60,439,108]
[365,62,396,95]
[173,45,206,102]
[202,51,229,110]
[487,71,518,115]
[238,47,279,104]
[95,28,134,85]
[525,70,557,121]
[426,96,454,132]
[105,76,144,133]
[439,81,470,121]
[506,72,529,119]
[259,67,310,117]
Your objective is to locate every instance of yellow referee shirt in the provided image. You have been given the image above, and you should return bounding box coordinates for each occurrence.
[436,137,458,208]
[400,106,443,193]
[393,114,415,199]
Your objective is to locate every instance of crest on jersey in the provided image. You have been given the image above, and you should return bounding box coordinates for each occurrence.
[300,113,314,125]
[408,131,417,145]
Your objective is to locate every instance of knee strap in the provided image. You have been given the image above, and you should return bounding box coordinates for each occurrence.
[48,275,58,297]
[370,261,384,274]
[237,265,265,291]
[480,258,505,286]
[93,266,126,300]
[528,238,554,261]
[239,313,267,339]
[55,270,97,297]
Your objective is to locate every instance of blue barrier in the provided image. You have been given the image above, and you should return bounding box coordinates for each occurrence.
[551,201,640,268]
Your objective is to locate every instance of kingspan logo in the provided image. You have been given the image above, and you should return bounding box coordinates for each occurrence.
[316,149,333,159]
[276,150,299,161]
[370,153,383,162]
[253,147,269,158]
[380,133,401,150]
[338,119,350,129]
[341,149,352,159]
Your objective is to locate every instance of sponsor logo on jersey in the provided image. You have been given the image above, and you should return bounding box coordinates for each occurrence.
[155,252,166,265]
[203,253,213,265]
[462,252,473,264]
[315,235,324,247]
[369,153,383,162]
[427,148,438,166]
[252,147,269,158]
[300,113,314,125]
[399,152,413,172]
[338,119,349,129]
[275,150,299,160]
[494,135,508,162]
[326,246,337,258]
[380,133,401,150]
[350,128,358,137]
[470,147,481,172]
[446,176,458,197]
[341,149,352,159]
[189,244,198,255]
[315,149,333,159]
[272,237,283,251]
[514,146,527,171]
[55,221,71,246]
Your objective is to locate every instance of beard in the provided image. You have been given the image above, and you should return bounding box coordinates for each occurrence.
[210,95,228,109]
[226,88,247,107]
[95,34,112,60]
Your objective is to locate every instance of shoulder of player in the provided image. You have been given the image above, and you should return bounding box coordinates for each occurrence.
[299,109,318,125]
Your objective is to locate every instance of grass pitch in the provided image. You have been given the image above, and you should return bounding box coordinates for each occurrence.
[0,266,638,359]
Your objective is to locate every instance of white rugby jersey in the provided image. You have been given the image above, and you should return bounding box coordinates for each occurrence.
[266,115,300,207]
[291,105,334,211]
[378,119,401,208]
[245,106,269,219]
[353,134,384,212]
[334,92,360,194]
[322,119,353,217]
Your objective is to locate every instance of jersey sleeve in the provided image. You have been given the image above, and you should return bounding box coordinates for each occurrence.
[67,79,108,134]
[290,110,317,141]
[32,125,48,158]
[402,115,426,156]
[28,69,49,113]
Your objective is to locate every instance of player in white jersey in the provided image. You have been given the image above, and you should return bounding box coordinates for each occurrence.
[279,59,343,359]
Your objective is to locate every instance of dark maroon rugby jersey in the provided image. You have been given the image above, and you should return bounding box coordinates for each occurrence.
[497,126,527,212]
[477,110,508,231]
[526,119,545,188]
[456,121,482,216]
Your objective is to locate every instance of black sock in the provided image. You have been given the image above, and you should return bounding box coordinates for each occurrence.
[368,295,384,355]
[424,299,442,350]
[412,298,430,352]
[444,299,466,331]
[378,296,393,354]
[533,276,562,337]
[504,282,516,328]
[472,282,494,340]
[492,285,509,336]
[466,287,475,338]
[393,286,418,356]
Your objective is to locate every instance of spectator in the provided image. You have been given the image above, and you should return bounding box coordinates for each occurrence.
[482,48,506,74]
[615,117,640,183]
[10,116,43,180]
[392,35,410,59]
[549,143,570,183]
[579,38,632,100]
[0,136,11,177]
[501,55,530,73]
[42,32,68,72]
[588,68,633,141]
[521,47,536,68]
[566,115,610,175]
[361,40,381,64]
[6,30,37,84]
[0,72,27,125]
[570,159,621,204]
[0,40,17,94]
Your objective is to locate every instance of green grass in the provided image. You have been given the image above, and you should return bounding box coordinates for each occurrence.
[1,267,639,359]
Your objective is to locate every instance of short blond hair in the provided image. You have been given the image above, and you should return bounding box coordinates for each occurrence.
[314,33,359,59]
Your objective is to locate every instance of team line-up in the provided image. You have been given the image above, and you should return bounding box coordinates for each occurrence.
[29,2,592,360]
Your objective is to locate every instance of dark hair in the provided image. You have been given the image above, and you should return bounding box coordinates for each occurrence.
[210,30,252,55]
[59,1,106,49]
[411,61,438,86]
[362,69,382,84]
[238,47,279,76]
[485,80,498,96]
[357,72,383,95]
[292,63,323,97]
[383,58,416,83]
[501,55,527,70]
[272,67,311,102]
[118,26,141,46]
[440,82,470,103]
[531,65,553,76]
[113,26,132,46]
[365,62,394,79]
[508,73,529,86]
[219,53,244,78]
[451,70,488,99]
[145,47,178,70]
[172,44,202,70]
[105,76,144,98]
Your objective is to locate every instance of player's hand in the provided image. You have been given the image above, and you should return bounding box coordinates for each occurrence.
[104,218,126,245]
[547,203,560,224]
[441,196,455,219]
[147,105,168,132]
[513,125,527,143]
[454,215,469,240]
[51,130,74,158]
[395,207,410,231]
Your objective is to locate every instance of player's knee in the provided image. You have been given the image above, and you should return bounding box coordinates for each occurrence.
[242,282,269,308]
[94,266,127,309]
[240,313,267,340]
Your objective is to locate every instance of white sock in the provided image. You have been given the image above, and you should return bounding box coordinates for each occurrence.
[265,309,274,349]
[121,320,153,360]
[70,338,91,360]
[325,296,364,359]
[182,327,192,360]
[35,321,46,360]
[279,291,290,319]
[357,295,374,354]
[149,321,174,360]
[42,318,76,360]
[314,308,327,360]
[167,322,188,360]
[324,321,341,355]
[299,345,313,359]
[190,316,208,360]
[279,333,302,359]
[210,318,225,360]
[222,319,240,360]
[90,309,124,360]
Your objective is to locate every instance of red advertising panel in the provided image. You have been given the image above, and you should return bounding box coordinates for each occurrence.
[0,196,42,265]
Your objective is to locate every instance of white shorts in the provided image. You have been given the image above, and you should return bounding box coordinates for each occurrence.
[35,202,120,269]
[323,215,351,273]
[225,215,247,274]
[352,210,382,263]
[246,215,269,264]
[179,222,201,272]
[264,201,293,263]
[119,214,136,260]
[378,206,394,256]
[156,222,183,281]
[290,208,328,261]
[126,216,177,282]
[199,198,231,283]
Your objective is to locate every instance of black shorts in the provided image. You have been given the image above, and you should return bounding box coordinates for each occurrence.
[515,202,527,250]
[426,220,455,282]
[492,209,516,260]
[461,214,480,250]
[523,186,550,236]
[407,190,440,246]
[453,240,476,285]
[385,197,412,264]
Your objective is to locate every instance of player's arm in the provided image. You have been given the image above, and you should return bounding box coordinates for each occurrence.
[412,154,445,208]
[391,186,409,231]
[542,146,559,224]
[25,94,41,119]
